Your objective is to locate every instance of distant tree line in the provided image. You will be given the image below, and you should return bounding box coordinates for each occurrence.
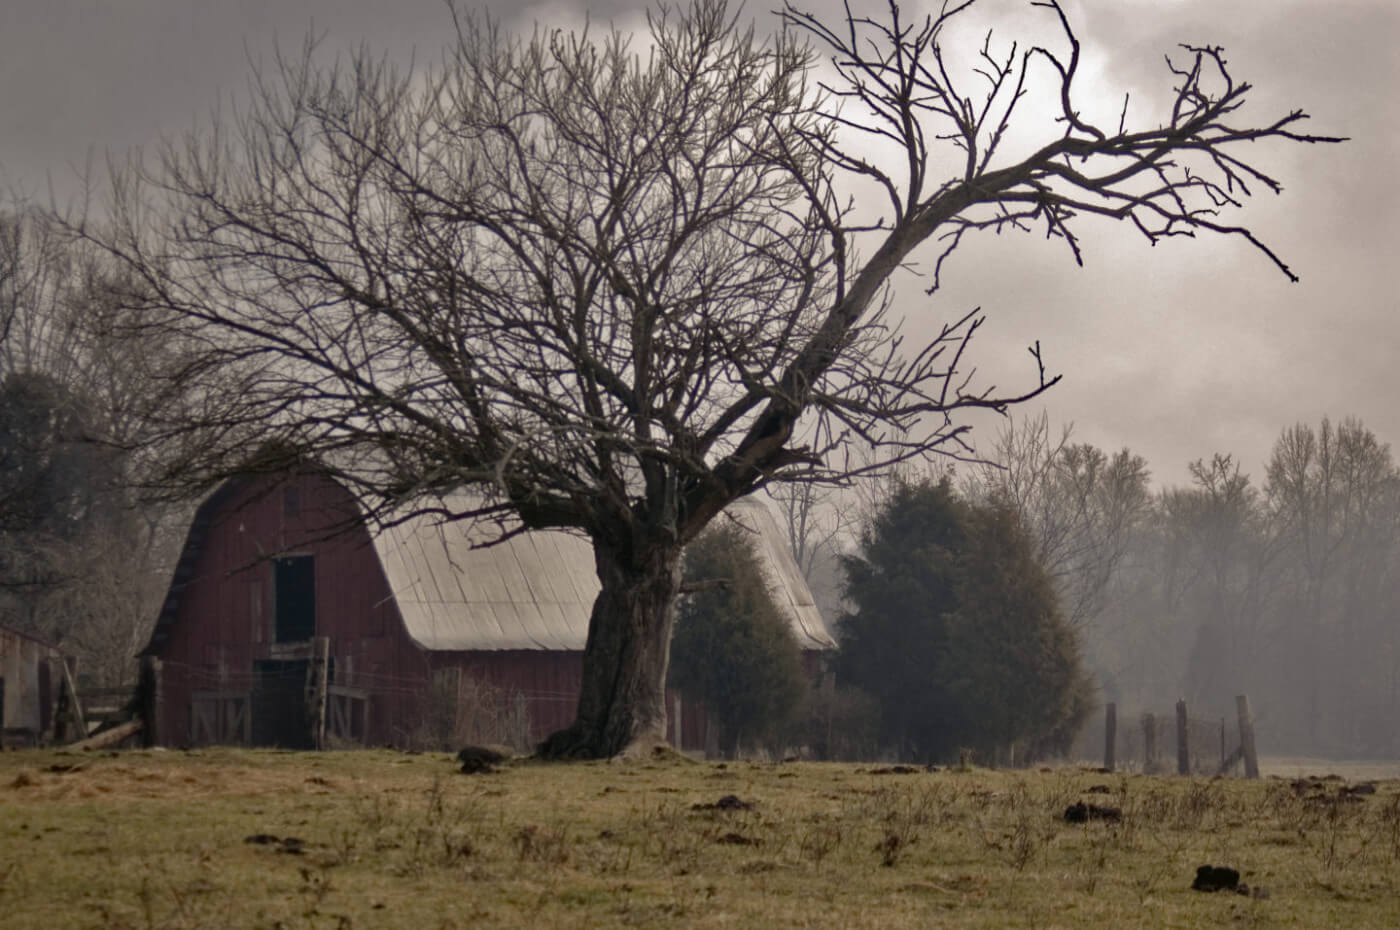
[1091,417,1400,759]
[758,411,1400,764]
[882,413,1400,761]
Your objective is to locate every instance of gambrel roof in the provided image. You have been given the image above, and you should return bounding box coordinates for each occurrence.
[144,474,835,656]
[376,496,835,652]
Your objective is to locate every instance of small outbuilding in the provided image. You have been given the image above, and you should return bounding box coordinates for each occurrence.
[0,623,67,747]
[141,471,833,751]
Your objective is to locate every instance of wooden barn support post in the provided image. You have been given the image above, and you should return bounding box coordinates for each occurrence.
[1104,703,1116,772]
[1236,694,1259,779]
[139,657,163,747]
[48,657,86,744]
[824,671,835,761]
[1143,713,1158,773]
[1176,699,1190,775]
[513,691,528,745]
[306,637,330,750]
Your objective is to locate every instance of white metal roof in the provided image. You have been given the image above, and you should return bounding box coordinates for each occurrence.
[372,497,836,653]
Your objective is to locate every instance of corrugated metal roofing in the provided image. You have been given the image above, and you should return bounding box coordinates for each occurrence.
[373,497,837,653]
[717,498,835,650]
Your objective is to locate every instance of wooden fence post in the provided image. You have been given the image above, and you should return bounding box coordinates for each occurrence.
[1235,694,1259,779]
[1104,703,1116,772]
[1143,713,1158,773]
[306,637,330,750]
[139,656,162,747]
[1176,699,1190,775]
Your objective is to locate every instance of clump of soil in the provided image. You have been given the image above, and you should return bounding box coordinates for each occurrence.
[718,832,757,845]
[1191,864,1267,897]
[244,834,306,855]
[1063,801,1121,823]
[1191,864,1240,892]
[456,745,510,775]
[692,794,753,811]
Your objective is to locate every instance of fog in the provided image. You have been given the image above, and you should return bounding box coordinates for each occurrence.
[2,0,1396,758]
[783,410,1400,761]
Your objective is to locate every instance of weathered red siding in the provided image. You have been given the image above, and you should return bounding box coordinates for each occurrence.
[146,473,658,750]
[151,473,429,746]
[428,650,582,745]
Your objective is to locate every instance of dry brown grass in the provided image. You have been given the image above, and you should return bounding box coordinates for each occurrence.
[1,747,1399,929]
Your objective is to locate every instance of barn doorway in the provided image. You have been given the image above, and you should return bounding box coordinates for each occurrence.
[274,555,316,643]
[251,659,311,748]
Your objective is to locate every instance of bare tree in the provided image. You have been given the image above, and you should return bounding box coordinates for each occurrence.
[963,412,1151,629]
[1152,454,1280,708]
[0,203,186,685]
[1265,418,1399,750]
[76,0,1339,758]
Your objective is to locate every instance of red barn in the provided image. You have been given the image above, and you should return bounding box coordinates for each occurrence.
[141,471,833,752]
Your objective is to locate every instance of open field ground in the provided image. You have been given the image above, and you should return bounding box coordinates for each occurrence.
[1258,758,1400,782]
[2,748,1399,929]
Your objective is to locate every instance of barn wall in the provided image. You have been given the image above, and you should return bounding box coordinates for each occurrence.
[152,473,430,747]
[427,650,582,748]
[427,650,714,753]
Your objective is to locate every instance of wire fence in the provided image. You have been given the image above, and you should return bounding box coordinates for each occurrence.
[1113,709,1232,775]
[155,657,576,751]
[1074,699,1255,776]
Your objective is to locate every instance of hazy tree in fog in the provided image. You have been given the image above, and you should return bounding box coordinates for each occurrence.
[1265,418,1400,752]
[963,412,1151,630]
[0,204,182,685]
[1156,454,1279,709]
[76,0,1340,757]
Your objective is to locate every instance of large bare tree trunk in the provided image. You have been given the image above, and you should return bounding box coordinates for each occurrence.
[538,540,684,759]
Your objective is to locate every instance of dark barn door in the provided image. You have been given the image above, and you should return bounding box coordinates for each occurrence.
[274,555,316,643]
[251,659,311,748]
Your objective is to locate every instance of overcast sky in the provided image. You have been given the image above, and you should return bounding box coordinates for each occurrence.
[1,0,1394,489]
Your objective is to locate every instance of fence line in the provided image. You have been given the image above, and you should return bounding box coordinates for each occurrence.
[1098,696,1259,778]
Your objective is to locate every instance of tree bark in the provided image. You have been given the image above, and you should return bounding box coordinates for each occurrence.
[537,538,684,759]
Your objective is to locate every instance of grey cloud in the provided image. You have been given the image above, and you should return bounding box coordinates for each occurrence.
[0,0,1391,488]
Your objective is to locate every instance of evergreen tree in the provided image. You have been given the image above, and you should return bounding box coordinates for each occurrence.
[670,521,807,757]
[838,479,1092,762]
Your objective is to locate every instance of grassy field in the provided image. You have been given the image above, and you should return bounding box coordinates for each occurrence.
[1,747,1398,929]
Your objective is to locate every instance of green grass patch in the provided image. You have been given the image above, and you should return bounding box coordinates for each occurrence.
[1,748,1398,928]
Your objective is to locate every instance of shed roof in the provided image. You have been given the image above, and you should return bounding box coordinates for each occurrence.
[375,496,836,653]
[0,621,65,653]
